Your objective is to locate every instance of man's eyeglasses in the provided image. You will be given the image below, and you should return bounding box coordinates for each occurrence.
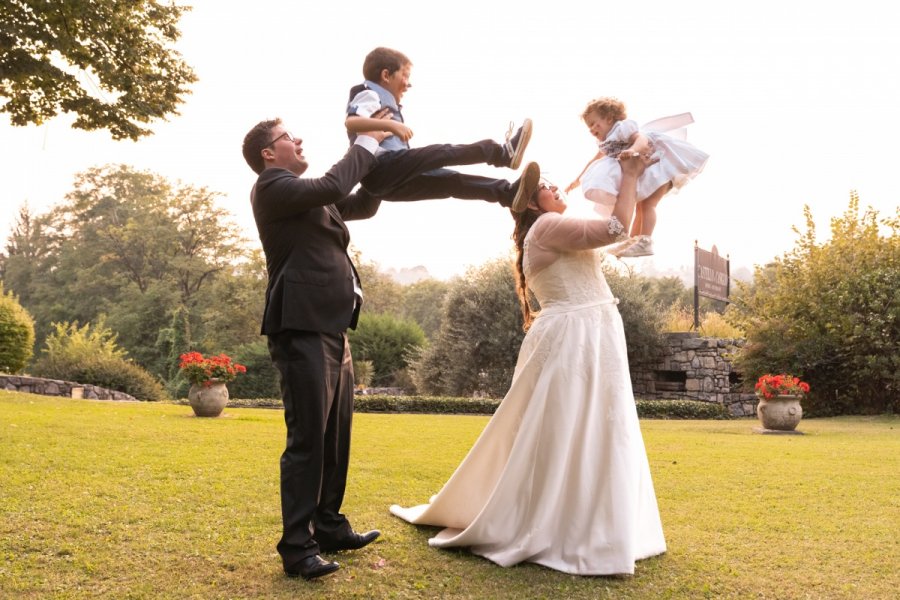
[266,131,295,148]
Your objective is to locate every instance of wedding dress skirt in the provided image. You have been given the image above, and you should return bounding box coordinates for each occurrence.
[391,248,666,575]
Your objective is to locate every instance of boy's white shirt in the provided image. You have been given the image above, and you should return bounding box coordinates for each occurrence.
[348,89,383,119]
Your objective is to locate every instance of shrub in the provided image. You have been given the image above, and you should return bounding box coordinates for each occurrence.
[226,341,280,400]
[699,311,744,338]
[348,312,426,387]
[0,283,35,373]
[662,306,695,333]
[31,320,167,400]
[354,394,500,415]
[661,306,744,339]
[603,264,667,367]
[635,399,732,420]
[353,359,375,389]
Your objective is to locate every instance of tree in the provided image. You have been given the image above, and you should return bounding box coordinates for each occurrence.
[411,259,524,398]
[401,278,450,340]
[353,253,404,315]
[0,0,196,140]
[196,250,267,352]
[0,204,51,306]
[727,193,899,415]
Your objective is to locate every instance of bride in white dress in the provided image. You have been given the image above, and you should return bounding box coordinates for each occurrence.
[390,157,666,576]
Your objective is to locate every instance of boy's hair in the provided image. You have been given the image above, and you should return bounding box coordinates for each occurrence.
[363,47,412,82]
[242,118,281,174]
[581,97,627,123]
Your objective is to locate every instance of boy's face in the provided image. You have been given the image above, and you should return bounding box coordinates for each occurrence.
[584,110,615,142]
[381,64,412,103]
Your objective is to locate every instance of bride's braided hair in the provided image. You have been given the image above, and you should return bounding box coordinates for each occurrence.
[511,194,543,332]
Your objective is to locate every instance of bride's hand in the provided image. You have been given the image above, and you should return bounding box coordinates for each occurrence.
[618,152,651,177]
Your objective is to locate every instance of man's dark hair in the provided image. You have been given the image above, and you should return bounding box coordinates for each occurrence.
[242,118,281,174]
[362,47,411,82]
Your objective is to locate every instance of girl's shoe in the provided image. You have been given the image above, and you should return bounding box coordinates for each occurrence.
[618,235,654,257]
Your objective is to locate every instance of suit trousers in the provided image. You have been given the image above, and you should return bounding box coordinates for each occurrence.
[361,140,515,205]
[267,329,355,565]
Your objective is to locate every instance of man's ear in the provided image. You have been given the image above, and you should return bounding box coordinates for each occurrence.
[261,148,274,162]
[380,68,391,84]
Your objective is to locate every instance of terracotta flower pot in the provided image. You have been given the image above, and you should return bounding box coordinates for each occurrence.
[188,381,229,417]
[756,394,803,431]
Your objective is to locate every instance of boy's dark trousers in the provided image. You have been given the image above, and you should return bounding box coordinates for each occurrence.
[361,140,515,206]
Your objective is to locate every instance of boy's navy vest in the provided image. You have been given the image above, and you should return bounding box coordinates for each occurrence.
[346,80,408,152]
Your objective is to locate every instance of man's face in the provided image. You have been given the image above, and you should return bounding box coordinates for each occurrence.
[263,125,307,175]
[381,64,412,103]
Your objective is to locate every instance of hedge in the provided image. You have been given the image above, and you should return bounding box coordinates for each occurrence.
[215,394,731,419]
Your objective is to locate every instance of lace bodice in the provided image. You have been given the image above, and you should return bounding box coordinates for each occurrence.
[523,213,619,310]
[525,249,614,310]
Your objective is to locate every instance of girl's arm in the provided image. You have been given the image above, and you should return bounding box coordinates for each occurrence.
[565,149,605,193]
[625,131,652,155]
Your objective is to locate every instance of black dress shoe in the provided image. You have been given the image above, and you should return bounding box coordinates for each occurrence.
[284,554,340,580]
[317,529,381,553]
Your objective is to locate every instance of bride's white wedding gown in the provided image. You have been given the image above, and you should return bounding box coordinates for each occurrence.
[390,212,666,575]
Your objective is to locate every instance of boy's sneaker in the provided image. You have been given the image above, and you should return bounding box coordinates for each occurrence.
[510,161,541,213]
[504,119,533,170]
[617,235,655,258]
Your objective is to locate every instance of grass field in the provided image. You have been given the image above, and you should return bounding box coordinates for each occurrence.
[1,390,898,599]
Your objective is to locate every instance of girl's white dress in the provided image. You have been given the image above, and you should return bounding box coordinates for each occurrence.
[390,213,666,575]
[581,113,709,209]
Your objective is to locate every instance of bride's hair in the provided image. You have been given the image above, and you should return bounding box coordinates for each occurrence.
[511,200,543,332]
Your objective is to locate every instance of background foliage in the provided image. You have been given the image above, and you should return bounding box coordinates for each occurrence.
[31,320,166,400]
[2,165,895,415]
[0,0,196,139]
[727,193,899,415]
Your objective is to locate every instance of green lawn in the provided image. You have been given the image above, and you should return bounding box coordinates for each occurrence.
[1,390,898,599]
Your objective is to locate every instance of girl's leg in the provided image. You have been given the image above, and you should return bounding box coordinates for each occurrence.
[639,182,673,236]
[630,203,644,237]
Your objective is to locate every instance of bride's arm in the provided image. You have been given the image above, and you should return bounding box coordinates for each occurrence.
[533,155,645,251]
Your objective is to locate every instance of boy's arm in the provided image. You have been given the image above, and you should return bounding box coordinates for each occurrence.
[345,110,414,142]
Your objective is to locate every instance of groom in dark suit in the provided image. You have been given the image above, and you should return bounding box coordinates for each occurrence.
[242,118,385,580]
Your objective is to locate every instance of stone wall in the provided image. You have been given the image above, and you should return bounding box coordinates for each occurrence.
[0,374,137,401]
[631,333,757,417]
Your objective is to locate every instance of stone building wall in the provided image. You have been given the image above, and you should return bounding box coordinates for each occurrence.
[0,374,137,401]
[631,333,758,417]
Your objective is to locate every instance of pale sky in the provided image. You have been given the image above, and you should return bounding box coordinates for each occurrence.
[2,0,898,280]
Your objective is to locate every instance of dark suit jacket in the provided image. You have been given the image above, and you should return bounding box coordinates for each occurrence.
[251,145,381,336]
